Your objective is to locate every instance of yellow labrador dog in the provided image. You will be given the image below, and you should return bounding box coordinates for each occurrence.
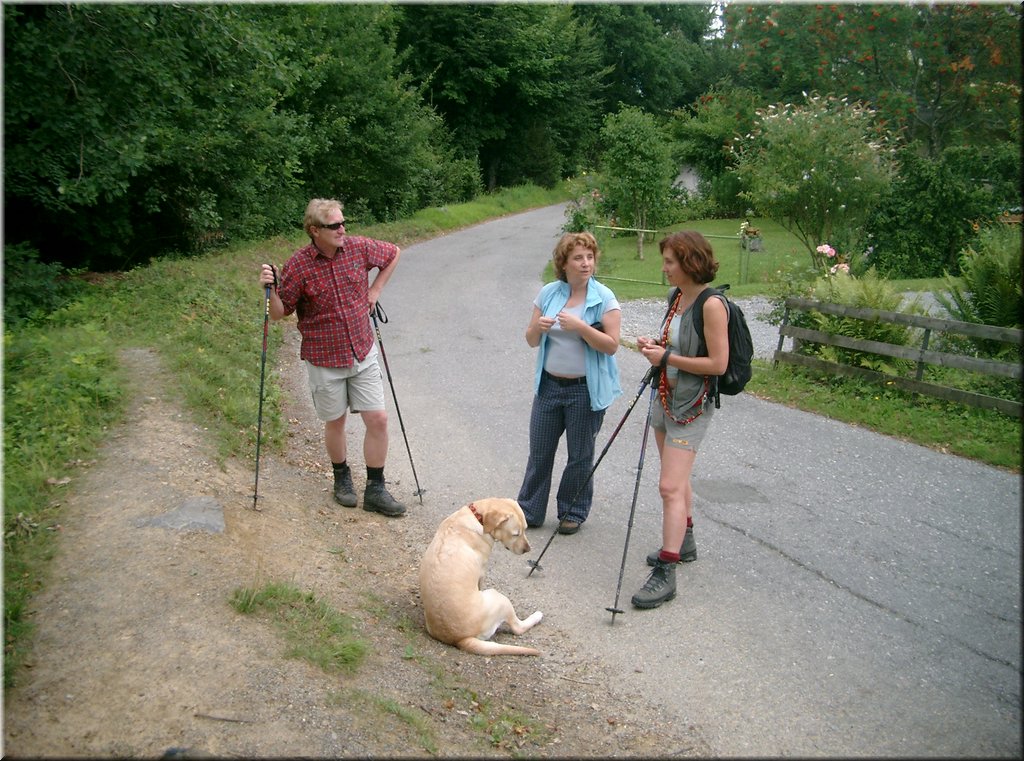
[419,498,543,656]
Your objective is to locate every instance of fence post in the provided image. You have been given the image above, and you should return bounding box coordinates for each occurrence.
[774,304,791,365]
[916,328,932,382]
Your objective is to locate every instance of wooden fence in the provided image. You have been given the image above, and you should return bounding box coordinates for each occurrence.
[774,297,1023,418]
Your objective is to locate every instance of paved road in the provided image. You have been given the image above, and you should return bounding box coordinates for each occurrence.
[374,204,1021,757]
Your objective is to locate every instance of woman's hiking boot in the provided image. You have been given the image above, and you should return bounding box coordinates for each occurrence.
[363,480,407,517]
[646,526,696,566]
[631,559,677,609]
[333,468,357,508]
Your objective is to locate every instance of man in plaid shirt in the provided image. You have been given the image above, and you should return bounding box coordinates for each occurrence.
[259,198,407,517]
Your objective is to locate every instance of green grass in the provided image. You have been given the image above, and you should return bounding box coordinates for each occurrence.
[586,216,809,300]
[747,360,1021,471]
[229,582,369,672]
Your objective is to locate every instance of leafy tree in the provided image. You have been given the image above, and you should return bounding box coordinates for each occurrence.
[573,3,715,114]
[865,150,994,280]
[667,84,761,216]
[599,107,677,259]
[731,93,893,270]
[2,3,470,268]
[3,3,311,268]
[395,3,608,190]
[268,3,476,221]
[723,2,1021,156]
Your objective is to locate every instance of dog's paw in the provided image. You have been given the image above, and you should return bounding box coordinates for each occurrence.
[524,611,543,627]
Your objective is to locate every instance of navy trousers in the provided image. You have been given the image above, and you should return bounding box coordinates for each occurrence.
[517,375,606,527]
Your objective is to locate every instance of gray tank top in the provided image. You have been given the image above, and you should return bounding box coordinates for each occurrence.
[663,297,712,411]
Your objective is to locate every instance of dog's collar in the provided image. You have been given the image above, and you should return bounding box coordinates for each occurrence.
[467,502,484,525]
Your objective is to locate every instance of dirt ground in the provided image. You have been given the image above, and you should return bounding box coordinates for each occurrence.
[2,324,711,758]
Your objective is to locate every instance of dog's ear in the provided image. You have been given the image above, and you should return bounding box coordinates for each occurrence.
[483,512,511,535]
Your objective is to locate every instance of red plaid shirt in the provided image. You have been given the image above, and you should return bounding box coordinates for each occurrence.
[278,237,399,367]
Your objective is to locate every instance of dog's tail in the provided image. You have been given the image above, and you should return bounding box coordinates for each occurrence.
[456,637,540,657]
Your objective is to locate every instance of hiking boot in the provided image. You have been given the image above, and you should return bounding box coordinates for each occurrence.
[333,469,357,508]
[631,560,677,609]
[362,480,406,517]
[646,526,697,566]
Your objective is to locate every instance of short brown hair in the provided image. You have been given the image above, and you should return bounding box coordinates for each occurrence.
[659,231,719,284]
[552,232,600,282]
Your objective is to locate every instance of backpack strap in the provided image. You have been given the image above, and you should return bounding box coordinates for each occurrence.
[691,285,729,409]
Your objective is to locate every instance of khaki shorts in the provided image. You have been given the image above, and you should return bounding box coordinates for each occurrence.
[649,397,715,451]
[305,347,385,421]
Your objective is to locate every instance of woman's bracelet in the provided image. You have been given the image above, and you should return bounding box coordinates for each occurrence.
[659,348,672,369]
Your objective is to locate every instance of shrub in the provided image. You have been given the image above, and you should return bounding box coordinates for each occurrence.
[935,224,1023,358]
[865,149,993,279]
[562,174,610,233]
[2,243,83,327]
[802,268,918,375]
[731,93,894,269]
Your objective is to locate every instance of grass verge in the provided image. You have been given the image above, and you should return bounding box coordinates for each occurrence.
[747,360,1020,471]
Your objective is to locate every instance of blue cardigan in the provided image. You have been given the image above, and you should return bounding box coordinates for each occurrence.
[533,278,623,411]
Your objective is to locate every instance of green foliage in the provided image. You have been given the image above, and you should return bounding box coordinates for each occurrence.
[865,149,994,279]
[4,4,313,268]
[2,243,83,327]
[668,85,761,217]
[936,224,1023,359]
[732,93,893,268]
[562,174,611,233]
[395,3,608,190]
[941,142,1023,214]
[573,3,713,113]
[2,3,479,269]
[599,107,677,258]
[273,4,477,223]
[723,3,1022,155]
[801,268,917,375]
[230,582,368,673]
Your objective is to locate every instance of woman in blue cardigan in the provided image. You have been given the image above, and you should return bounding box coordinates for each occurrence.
[517,232,622,534]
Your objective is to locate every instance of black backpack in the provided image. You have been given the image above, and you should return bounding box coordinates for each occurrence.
[666,284,754,408]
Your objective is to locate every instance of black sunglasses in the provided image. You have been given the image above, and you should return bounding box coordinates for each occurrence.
[319,221,346,230]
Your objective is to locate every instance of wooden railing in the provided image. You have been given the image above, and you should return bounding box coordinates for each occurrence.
[774,297,1023,418]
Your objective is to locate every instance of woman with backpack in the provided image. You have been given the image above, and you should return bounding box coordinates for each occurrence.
[633,231,729,609]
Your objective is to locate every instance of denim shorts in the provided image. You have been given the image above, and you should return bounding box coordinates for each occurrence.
[305,347,384,421]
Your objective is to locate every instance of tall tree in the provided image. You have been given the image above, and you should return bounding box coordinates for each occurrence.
[270,3,476,221]
[396,3,608,189]
[722,2,1021,155]
[667,84,761,215]
[574,3,716,114]
[3,3,468,268]
[3,3,309,268]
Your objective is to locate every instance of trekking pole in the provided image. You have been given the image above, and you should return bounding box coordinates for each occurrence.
[605,379,658,624]
[527,365,658,577]
[371,302,424,504]
[252,267,277,511]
